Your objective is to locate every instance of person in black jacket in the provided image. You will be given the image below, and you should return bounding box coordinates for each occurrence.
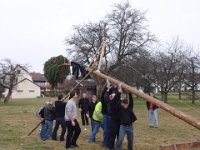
[101,80,121,149]
[52,95,67,141]
[78,92,90,130]
[115,93,137,150]
[43,100,55,141]
[146,92,158,128]
[87,95,97,132]
[108,83,122,149]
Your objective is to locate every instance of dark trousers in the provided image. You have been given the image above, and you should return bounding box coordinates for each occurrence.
[109,119,120,149]
[52,117,66,141]
[66,119,81,147]
[81,111,89,125]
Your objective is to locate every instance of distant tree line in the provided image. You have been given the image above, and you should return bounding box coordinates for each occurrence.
[65,2,200,104]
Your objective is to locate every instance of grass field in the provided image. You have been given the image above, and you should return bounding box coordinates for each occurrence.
[0,93,200,150]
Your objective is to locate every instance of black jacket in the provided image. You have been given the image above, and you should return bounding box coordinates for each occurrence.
[44,104,55,121]
[146,99,158,110]
[78,97,90,112]
[101,86,121,117]
[55,100,66,118]
[101,86,108,115]
[118,93,137,125]
[87,101,97,118]
[109,90,121,120]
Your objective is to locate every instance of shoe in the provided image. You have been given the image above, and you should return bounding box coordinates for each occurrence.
[66,145,74,149]
[72,144,79,147]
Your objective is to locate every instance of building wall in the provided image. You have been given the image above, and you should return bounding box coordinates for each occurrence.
[11,79,41,99]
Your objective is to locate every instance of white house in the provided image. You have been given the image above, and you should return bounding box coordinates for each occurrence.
[3,65,41,99]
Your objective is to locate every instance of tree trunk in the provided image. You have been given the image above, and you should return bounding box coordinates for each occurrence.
[164,92,168,103]
[179,90,182,100]
[178,81,182,100]
[4,88,12,103]
[161,91,168,103]
[192,88,195,104]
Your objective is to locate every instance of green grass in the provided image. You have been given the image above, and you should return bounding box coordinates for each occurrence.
[0,94,200,150]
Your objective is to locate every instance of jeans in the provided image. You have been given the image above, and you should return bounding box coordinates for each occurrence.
[52,117,67,141]
[102,115,111,147]
[115,125,134,150]
[42,120,53,141]
[40,121,45,140]
[149,109,158,127]
[88,120,101,143]
[91,119,95,132]
[66,119,81,147]
[81,111,89,125]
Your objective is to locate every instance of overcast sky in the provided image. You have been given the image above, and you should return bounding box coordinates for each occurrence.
[0,0,200,73]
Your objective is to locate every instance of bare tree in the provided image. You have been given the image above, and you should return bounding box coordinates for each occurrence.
[0,59,27,103]
[66,2,155,72]
[152,38,186,103]
[183,50,200,104]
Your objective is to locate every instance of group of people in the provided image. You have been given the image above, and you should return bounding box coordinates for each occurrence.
[36,80,158,150]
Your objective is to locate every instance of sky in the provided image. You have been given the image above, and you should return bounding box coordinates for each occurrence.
[0,0,200,73]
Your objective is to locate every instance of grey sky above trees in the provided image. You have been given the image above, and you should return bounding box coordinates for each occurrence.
[0,0,200,73]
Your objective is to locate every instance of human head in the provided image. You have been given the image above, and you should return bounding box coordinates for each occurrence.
[82,93,87,99]
[70,90,77,100]
[109,88,116,100]
[58,94,63,101]
[92,95,97,103]
[121,99,129,109]
[46,99,54,105]
[150,92,154,97]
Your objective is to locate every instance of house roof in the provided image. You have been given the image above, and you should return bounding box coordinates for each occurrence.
[30,72,46,82]
[15,64,30,74]
[14,78,41,88]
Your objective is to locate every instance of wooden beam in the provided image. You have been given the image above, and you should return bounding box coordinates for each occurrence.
[160,141,200,150]
[86,68,200,130]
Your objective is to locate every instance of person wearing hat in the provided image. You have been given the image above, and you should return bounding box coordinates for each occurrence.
[65,91,81,149]
[115,93,137,150]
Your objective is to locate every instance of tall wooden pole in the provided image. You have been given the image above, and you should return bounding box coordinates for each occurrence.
[87,68,200,130]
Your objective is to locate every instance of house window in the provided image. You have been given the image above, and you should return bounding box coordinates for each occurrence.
[16,70,21,74]
[17,90,23,93]
[29,90,35,93]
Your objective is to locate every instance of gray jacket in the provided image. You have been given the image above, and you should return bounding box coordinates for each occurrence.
[44,104,55,121]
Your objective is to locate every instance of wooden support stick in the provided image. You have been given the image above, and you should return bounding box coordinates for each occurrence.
[27,119,44,136]
[86,68,200,130]
[97,41,106,71]
[61,65,97,101]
